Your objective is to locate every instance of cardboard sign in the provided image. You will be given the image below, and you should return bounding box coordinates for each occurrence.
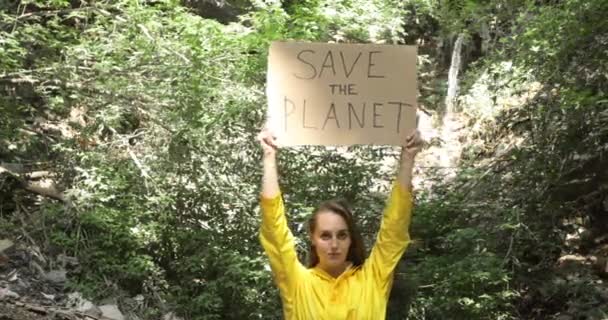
[266,41,417,146]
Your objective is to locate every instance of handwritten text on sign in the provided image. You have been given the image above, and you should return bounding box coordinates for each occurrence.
[267,42,417,146]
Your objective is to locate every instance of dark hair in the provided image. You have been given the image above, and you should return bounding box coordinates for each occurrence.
[307,200,366,268]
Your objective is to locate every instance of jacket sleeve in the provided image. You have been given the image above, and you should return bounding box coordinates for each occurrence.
[363,181,413,296]
[259,193,305,308]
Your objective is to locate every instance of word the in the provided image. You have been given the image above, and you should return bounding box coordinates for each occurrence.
[329,84,358,95]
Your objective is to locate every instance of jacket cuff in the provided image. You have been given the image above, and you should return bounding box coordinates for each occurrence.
[392,181,413,201]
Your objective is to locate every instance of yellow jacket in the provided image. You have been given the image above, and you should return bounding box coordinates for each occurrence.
[259,182,413,319]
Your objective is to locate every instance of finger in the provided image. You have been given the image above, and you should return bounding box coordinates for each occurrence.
[408,136,419,146]
[406,146,421,155]
[265,132,277,142]
[262,135,274,145]
[407,136,421,148]
[412,130,421,140]
[407,137,422,149]
[259,129,275,142]
[263,136,278,149]
[405,135,413,146]
[407,129,419,141]
[407,142,421,150]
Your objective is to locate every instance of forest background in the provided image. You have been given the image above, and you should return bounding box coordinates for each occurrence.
[1,0,607,319]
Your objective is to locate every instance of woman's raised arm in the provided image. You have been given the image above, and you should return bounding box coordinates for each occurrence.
[257,128,304,317]
[259,128,280,198]
[396,129,422,190]
[364,129,423,295]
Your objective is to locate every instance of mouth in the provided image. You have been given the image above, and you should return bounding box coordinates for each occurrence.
[328,253,341,259]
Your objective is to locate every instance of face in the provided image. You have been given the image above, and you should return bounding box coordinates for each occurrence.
[311,210,352,273]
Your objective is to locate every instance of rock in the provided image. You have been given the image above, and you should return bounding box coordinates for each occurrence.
[31,261,45,277]
[99,304,125,320]
[98,297,117,306]
[67,292,102,316]
[0,240,14,266]
[85,305,103,317]
[555,314,574,320]
[163,312,184,320]
[67,292,81,303]
[131,294,145,310]
[28,246,47,264]
[7,270,18,282]
[77,299,98,312]
[41,292,55,301]
[0,287,20,300]
[57,254,79,267]
[0,239,14,253]
[0,163,24,173]
[11,278,28,293]
[557,254,587,263]
[43,269,67,284]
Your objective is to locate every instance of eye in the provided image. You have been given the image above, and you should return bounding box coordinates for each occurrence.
[338,231,349,240]
[320,233,331,240]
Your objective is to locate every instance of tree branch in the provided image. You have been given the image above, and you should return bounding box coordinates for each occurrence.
[0,165,66,202]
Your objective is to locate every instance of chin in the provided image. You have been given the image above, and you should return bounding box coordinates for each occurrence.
[326,258,346,266]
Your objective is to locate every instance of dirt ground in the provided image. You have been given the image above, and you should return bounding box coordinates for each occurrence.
[0,303,47,320]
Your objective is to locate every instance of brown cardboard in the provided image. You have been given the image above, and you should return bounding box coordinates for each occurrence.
[267,41,417,146]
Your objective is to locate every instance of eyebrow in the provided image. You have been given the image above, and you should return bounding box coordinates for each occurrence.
[320,229,349,233]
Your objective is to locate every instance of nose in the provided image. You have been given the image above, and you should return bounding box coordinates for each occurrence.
[330,237,339,249]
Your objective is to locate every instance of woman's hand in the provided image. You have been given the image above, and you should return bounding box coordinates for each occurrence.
[398,129,424,190]
[401,129,424,162]
[259,127,280,197]
[258,127,279,159]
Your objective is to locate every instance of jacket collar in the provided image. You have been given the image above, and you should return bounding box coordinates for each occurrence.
[310,262,358,281]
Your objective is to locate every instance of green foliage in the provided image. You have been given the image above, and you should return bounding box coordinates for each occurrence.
[3,0,414,317]
[514,0,608,90]
[452,0,608,318]
[410,253,515,320]
[403,184,517,320]
[3,0,607,318]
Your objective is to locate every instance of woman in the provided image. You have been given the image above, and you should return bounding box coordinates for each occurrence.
[258,127,422,320]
